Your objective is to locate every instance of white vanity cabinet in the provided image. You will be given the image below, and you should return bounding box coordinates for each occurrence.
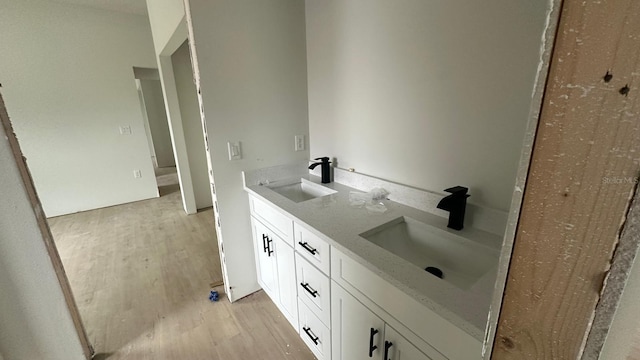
[249,194,332,359]
[331,283,433,360]
[246,192,481,360]
[249,196,298,328]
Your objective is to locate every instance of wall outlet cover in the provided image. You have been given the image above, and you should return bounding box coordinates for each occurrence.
[227,141,242,160]
[295,135,305,151]
[119,125,132,135]
[133,169,142,178]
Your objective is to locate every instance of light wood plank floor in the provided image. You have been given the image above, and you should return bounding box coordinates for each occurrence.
[48,167,315,359]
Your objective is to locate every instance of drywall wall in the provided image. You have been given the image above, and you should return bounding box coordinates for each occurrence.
[140,79,176,168]
[0,102,85,359]
[0,0,159,217]
[171,41,212,209]
[306,0,549,212]
[136,79,158,167]
[186,0,310,300]
[600,255,640,359]
[146,0,185,53]
[145,2,199,214]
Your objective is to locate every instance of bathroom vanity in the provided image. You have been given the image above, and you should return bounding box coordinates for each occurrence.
[243,162,505,360]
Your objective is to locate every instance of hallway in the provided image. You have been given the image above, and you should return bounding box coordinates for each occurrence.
[47,168,314,359]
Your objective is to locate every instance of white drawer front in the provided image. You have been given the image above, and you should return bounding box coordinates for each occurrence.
[294,222,330,275]
[249,195,294,246]
[299,298,331,360]
[296,253,331,327]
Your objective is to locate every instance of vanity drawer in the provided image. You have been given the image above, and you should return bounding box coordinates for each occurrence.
[298,298,331,360]
[294,222,330,275]
[249,195,294,246]
[296,253,331,327]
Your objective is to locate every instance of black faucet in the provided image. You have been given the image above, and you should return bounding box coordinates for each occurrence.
[308,157,331,183]
[436,186,470,230]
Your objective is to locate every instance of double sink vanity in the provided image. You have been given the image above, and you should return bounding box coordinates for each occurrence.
[242,162,505,360]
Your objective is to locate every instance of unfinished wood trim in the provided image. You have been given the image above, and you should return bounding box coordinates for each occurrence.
[492,1,640,358]
[582,183,640,358]
[0,93,93,359]
[482,1,563,357]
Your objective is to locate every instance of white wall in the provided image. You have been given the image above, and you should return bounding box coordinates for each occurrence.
[146,0,185,53]
[172,41,212,209]
[0,0,159,217]
[140,79,176,168]
[306,0,549,212]
[0,102,85,360]
[187,0,310,300]
[136,79,158,166]
[145,0,201,214]
[600,256,640,359]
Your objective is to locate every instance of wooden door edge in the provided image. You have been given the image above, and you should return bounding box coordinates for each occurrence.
[0,92,94,359]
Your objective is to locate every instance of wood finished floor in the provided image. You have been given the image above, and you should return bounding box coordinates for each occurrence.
[48,167,315,359]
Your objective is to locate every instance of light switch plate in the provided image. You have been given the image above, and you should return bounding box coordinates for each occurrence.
[119,125,132,135]
[295,135,305,151]
[133,169,142,178]
[227,141,242,160]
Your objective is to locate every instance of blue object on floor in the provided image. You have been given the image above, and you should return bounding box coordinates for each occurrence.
[209,290,219,302]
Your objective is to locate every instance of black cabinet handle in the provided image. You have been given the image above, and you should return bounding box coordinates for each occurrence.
[303,326,319,345]
[384,340,393,360]
[300,282,318,298]
[369,328,379,357]
[266,237,274,256]
[262,234,269,253]
[298,241,318,255]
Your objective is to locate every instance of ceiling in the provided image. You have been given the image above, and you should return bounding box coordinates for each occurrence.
[50,0,148,16]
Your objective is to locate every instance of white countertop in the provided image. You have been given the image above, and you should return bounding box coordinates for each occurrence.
[243,169,502,341]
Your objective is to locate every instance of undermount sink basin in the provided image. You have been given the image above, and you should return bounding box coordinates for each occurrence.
[360,216,499,289]
[267,178,337,203]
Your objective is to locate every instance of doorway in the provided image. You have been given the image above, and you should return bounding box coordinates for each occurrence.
[0,1,220,357]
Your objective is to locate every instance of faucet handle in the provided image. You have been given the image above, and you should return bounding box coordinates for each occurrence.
[444,186,469,195]
[314,157,331,163]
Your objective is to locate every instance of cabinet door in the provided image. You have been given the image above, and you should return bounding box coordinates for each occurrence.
[275,235,298,327]
[332,281,385,360]
[383,325,434,360]
[251,217,278,302]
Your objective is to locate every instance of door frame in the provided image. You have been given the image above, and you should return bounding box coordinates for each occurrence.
[0,94,93,359]
[490,0,640,358]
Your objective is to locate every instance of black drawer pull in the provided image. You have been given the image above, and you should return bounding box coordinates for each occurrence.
[303,326,319,345]
[384,340,393,360]
[262,234,269,253]
[298,241,318,255]
[300,282,318,298]
[369,328,379,357]
[266,237,274,256]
